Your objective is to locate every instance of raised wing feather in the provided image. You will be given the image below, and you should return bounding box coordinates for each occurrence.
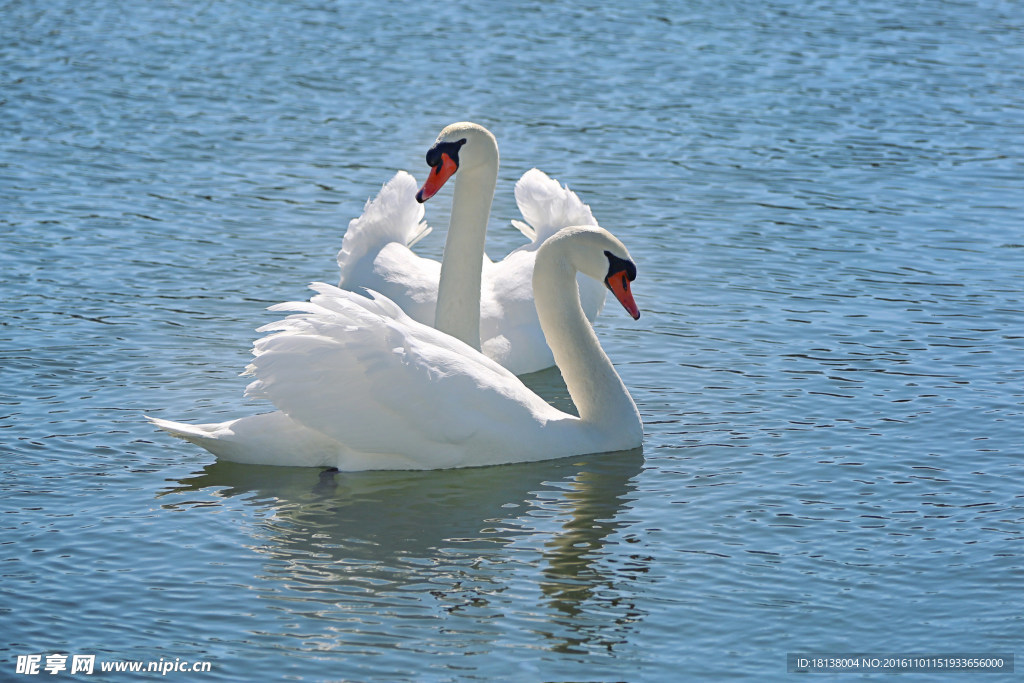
[512,168,598,245]
[336,171,431,286]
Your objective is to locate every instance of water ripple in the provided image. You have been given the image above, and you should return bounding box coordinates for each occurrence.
[3,0,1023,679]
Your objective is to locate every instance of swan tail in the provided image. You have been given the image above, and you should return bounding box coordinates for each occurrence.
[147,415,231,452]
[513,168,597,245]
[147,412,339,467]
[337,171,431,285]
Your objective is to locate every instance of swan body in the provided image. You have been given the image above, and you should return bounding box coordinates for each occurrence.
[336,122,605,375]
[149,225,643,470]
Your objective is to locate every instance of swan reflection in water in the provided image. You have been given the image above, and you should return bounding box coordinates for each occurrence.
[161,443,646,658]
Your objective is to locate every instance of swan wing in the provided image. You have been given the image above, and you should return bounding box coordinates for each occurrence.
[483,170,607,374]
[244,283,563,469]
[336,171,432,286]
[512,168,597,245]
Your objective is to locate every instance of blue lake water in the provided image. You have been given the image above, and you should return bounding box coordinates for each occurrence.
[2,0,1023,679]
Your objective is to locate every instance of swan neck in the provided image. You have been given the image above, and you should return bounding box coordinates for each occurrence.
[533,249,640,434]
[434,155,498,349]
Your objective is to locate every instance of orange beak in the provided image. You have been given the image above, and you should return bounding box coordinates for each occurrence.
[607,270,640,320]
[416,153,458,203]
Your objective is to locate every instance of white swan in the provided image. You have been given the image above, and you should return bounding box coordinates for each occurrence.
[336,122,605,375]
[148,225,642,470]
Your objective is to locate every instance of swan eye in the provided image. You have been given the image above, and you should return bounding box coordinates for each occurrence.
[603,250,636,284]
[425,138,467,169]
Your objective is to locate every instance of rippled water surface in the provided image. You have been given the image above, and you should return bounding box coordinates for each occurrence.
[3,0,1023,679]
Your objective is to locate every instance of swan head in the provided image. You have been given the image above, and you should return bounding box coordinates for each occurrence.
[416,122,498,203]
[603,249,640,320]
[545,225,641,320]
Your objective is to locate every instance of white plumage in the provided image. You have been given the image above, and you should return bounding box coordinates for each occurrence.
[334,170,440,325]
[149,225,643,470]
